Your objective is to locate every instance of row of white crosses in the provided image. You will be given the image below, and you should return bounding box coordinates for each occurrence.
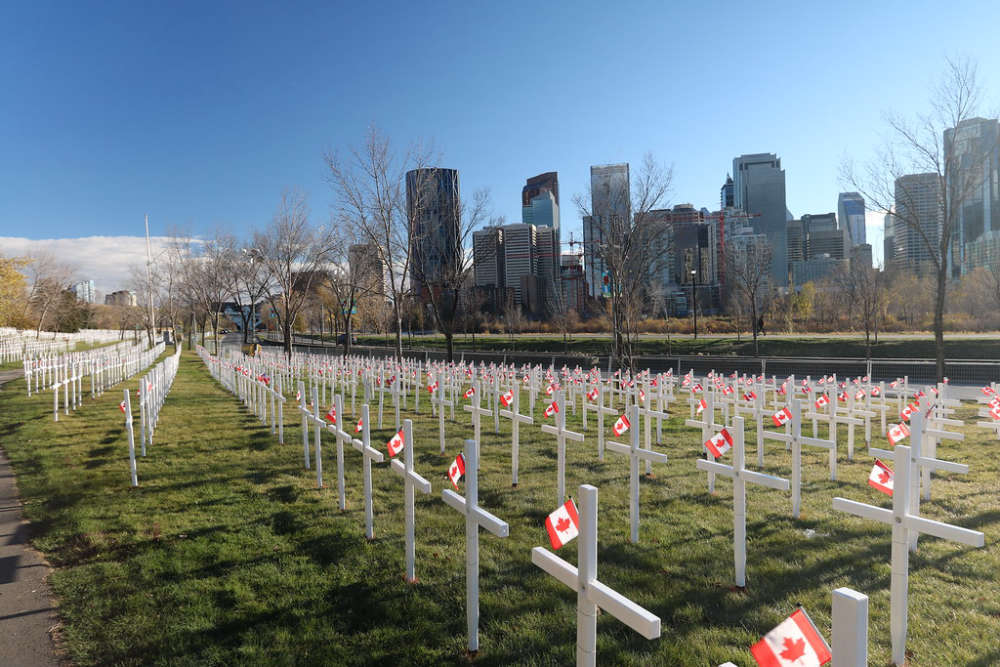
[24,336,144,397]
[138,344,182,456]
[51,341,166,421]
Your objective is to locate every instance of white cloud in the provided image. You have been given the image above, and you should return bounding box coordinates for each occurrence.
[0,235,182,297]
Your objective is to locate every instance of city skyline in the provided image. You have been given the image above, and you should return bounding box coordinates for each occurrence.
[2,3,996,271]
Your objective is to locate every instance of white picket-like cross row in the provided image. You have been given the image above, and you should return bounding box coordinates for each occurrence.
[350,404,384,540]
[540,390,585,505]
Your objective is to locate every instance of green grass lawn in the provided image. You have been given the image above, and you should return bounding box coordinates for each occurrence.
[309,333,1000,361]
[0,351,997,665]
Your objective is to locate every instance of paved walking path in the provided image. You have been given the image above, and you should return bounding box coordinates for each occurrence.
[0,369,61,666]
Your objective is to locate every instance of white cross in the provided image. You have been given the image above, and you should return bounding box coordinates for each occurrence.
[761,399,815,518]
[498,387,533,487]
[430,375,453,455]
[607,404,668,544]
[303,386,326,489]
[591,383,619,462]
[327,393,350,511]
[441,437,509,654]
[297,380,312,471]
[696,415,789,587]
[350,403,384,540]
[717,587,869,667]
[868,408,968,554]
[531,484,661,667]
[390,418,432,583]
[463,380,492,450]
[541,390,585,505]
[637,397,669,476]
[685,390,725,493]
[833,444,984,666]
[123,388,138,487]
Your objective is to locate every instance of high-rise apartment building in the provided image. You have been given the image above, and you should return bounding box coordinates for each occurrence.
[583,163,630,298]
[73,279,96,304]
[732,153,789,285]
[944,117,1000,275]
[720,175,735,209]
[407,167,461,300]
[893,173,942,268]
[522,172,559,227]
[838,192,867,247]
[559,254,587,313]
[104,290,136,307]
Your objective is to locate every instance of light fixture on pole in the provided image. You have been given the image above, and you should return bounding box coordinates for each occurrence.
[690,269,698,340]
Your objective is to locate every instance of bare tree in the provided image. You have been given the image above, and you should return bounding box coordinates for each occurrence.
[220,235,273,346]
[843,58,995,380]
[325,126,433,360]
[726,238,772,355]
[25,254,75,337]
[574,154,673,372]
[253,189,333,359]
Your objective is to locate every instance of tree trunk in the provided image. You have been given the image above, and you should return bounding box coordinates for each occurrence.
[283,320,293,360]
[934,265,947,382]
[751,300,759,356]
[393,300,403,361]
[445,330,454,362]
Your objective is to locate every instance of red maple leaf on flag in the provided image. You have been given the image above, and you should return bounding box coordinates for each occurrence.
[556,516,571,532]
[779,635,806,661]
[878,469,891,485]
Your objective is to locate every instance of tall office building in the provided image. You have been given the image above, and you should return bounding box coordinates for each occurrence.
[720,175,735,208]
[559,254,587,313]
[502,223,538,308]
[893,173,942,268]
[522,172,559,225]
[407,168,461,300]
[472,226,504,289]
[838,192,867,247]
[583,163,630,298]
[73,279,96,304]
[944,117,1000,275]
[732,153,788,285]
[883,212,897,269]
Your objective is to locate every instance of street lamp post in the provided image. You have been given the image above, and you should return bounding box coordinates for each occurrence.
[690,269,698,339]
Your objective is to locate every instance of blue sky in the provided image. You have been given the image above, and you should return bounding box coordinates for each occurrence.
[1,0,997,281]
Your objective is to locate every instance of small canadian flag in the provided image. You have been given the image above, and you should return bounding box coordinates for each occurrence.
[586,387,598,401]
[545,499,580,550]
[983,386,994,395]
[814,395,829,409]
[612,414,630,437]
[295,390,302,402]
[545,383,555,396]
[887,422,910,445]
[119,400,127,413]
[750,607,832,667]
[325,406,337,424]
[900,403,918,421]
[837,392,848,403]
[777,383,787,396]
[772,407,792,427]
[464,387,475,399]
[871,387,881,397]
[990,405,1000,421]
[543,401,559,418]
[500,390,514,407]
[868,458,894,496]
[855,389,866,400]
[722,385,734,396]
[427,381,438,393]
[386,429,405,457]
[638,389,646,403]
[448,453,466,490]
[694,398,706,414]
[354,417,364,434]
[743,391,757,401]
[692,383,703,393]
[704,429,733,459]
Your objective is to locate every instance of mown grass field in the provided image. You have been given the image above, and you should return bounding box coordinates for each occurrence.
[309,332,1000,361]
[0,350,998,665]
